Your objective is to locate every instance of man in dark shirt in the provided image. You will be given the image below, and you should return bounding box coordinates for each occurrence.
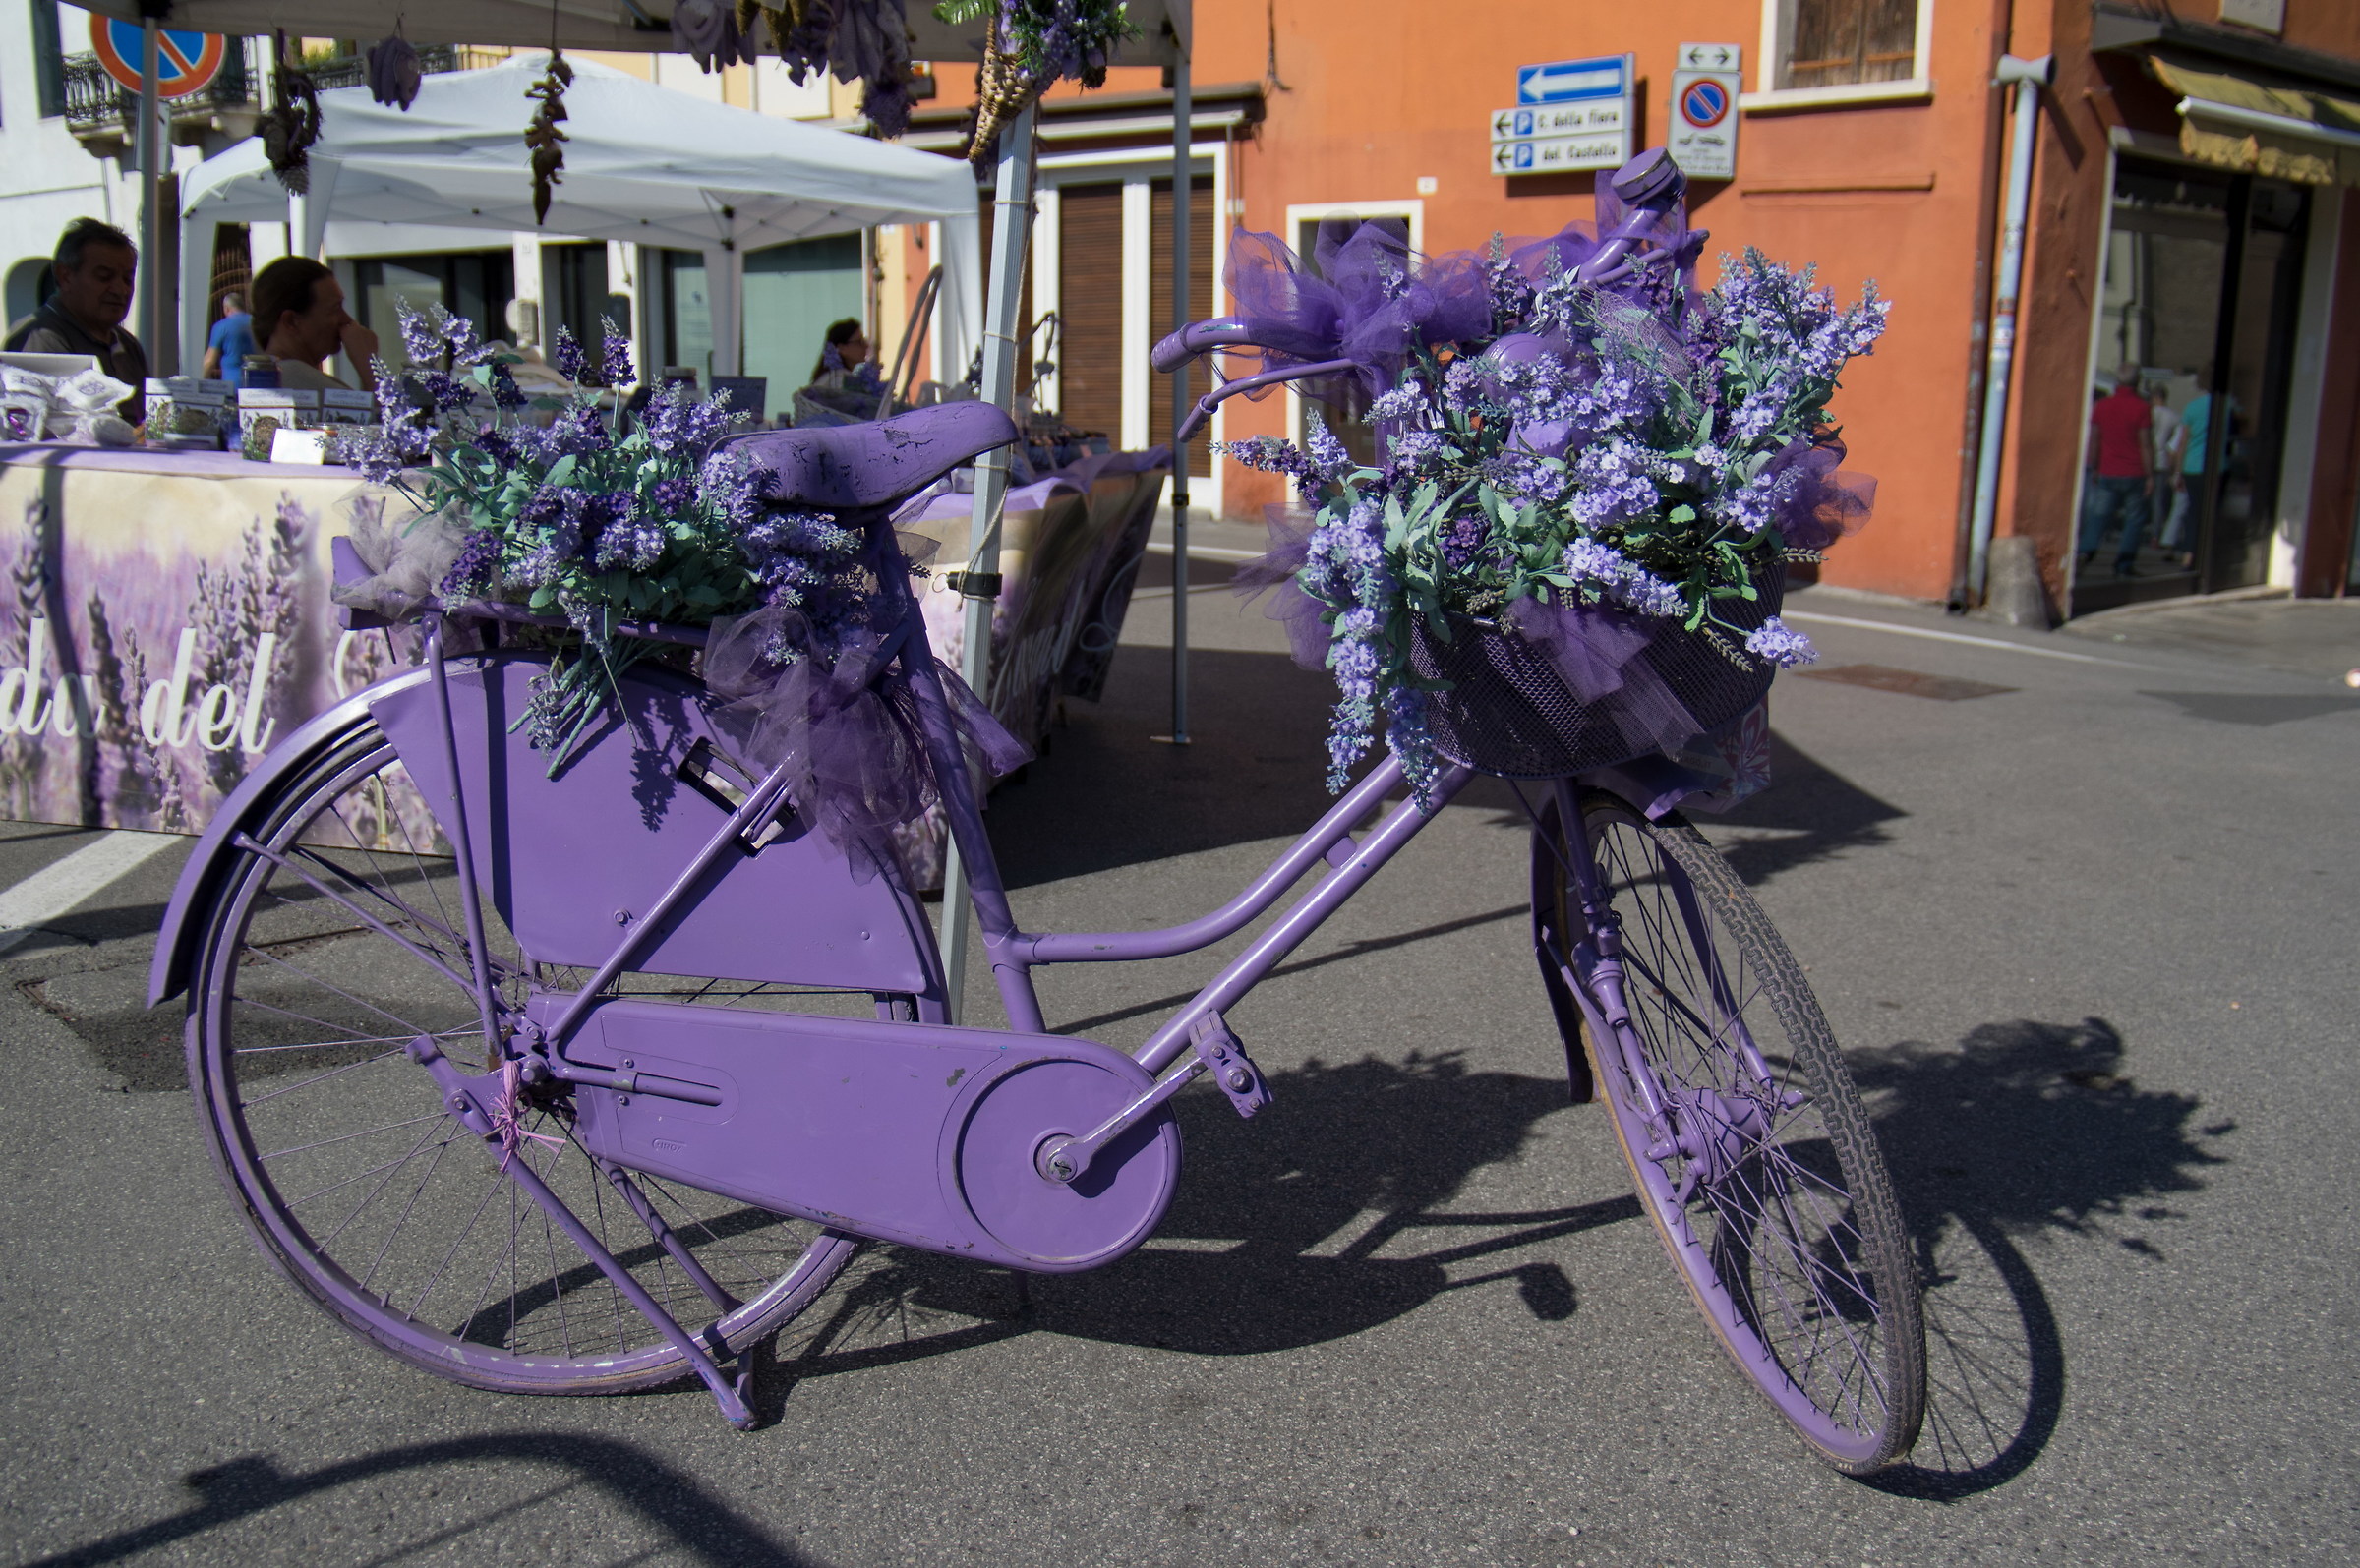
[2078,364,2152,576]
[3,218,148,423]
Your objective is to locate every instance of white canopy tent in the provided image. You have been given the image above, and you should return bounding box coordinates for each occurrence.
[174,55,985,381]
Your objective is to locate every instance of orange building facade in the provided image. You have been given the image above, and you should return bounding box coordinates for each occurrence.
[892,1,2360,616]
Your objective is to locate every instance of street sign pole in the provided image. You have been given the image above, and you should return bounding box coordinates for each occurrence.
[138,18,161,371]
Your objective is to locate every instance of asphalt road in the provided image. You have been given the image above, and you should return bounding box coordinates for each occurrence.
[1,569,2355,1567]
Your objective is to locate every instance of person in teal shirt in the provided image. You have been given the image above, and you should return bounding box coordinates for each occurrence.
[203,291,256,388]
[2160,380,2233,566]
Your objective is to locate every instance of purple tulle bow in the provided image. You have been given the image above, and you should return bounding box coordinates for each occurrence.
[1766,433,1877,551]
[1223,223,1492,401]
[702,605,1030,882]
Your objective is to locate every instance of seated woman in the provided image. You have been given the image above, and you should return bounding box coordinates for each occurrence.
[807,318,881,396]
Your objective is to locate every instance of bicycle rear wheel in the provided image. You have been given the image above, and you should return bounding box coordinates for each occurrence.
[185,714,859,1396]
[1533,788,1924,1473]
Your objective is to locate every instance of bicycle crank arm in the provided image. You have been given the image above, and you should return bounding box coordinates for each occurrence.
[1040,1013,1269,1184]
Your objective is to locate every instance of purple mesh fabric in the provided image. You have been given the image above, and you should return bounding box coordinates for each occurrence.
[702,606,1029,880]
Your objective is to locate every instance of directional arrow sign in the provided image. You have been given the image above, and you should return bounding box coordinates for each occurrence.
[1491,133,1629,177]
[1516,54,1630,105]
[1677,41,1743,73]
[1490,103,1622,143]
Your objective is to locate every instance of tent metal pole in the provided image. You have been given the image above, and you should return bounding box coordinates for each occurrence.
[937,102,1036,1024]
[1163,51,1194,745]
[138,19,162,370]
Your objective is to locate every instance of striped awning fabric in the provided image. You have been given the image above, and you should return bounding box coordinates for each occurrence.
[2148,56,2360,187]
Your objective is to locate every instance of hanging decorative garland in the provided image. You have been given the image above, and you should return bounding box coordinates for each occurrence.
[524,50,573,225]
[260,29,323,194]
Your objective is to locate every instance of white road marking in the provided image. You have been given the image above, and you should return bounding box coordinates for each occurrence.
[1782,610,2154,668]
[0,830,180,956]
[1145,541,1263,562]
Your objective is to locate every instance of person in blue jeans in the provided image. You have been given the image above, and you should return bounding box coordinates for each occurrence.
[202,290,255,387]
[2079,365,2154,576]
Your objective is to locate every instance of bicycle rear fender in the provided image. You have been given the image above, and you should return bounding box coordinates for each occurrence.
[149,669,437,1009]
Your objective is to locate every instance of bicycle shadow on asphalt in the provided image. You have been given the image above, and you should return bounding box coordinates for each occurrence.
[763,1049,1635,1399]
[1850,1016,2230,1500]
[18,1434,822,1568]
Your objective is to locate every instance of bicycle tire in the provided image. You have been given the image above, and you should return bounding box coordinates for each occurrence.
[1533,788,1925,1472]
[185,713,862,1397]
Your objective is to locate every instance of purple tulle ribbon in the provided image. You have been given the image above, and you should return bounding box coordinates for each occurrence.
[1765,433,1877,551]
[1223,224,1492,402]
[702,605,1030,882]
[1230,508,1332,670]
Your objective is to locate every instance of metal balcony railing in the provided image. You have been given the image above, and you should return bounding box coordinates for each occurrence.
[60,41,504,135]
[63,44,258,132]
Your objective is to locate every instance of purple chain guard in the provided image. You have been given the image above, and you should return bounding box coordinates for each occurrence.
[370,652,1181,1273]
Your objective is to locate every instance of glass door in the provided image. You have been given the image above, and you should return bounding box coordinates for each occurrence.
[2077,159,2309,614]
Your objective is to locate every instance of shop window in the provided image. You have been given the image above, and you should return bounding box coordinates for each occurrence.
[5,259,52,331]
[544,243,631,382]
[1767,0,1923,93]
[30,1,68,118]
[354,251,514,374]
[660,250,713,379]
[743,233,864,420]
[2079,159,2310,612]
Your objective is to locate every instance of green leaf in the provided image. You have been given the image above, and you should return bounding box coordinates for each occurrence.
[528,585,556,610]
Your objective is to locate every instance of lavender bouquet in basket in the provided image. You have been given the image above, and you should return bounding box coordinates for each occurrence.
[1222,193,1888,799]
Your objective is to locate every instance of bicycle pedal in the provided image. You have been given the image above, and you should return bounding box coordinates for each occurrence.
[1190,1012,1271,1119]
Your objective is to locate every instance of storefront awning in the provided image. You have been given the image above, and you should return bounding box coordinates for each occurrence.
[2149,56,2360,187]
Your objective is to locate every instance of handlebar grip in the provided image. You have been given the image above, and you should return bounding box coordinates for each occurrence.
[1151,317,1260,374]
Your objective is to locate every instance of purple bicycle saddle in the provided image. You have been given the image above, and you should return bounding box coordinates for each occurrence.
[712,400,1020,511]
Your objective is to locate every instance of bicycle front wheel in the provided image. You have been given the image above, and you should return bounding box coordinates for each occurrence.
[184,714,858,1397]
[1535,788,1924,1473]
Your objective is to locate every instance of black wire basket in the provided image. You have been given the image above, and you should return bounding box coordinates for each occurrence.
[1407,579,1783,780]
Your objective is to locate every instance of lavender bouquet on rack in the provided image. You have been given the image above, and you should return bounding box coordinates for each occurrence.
[1223,197,1888,798]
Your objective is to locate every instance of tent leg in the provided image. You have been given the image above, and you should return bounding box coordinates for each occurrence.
[1163,53,1193,746]
[938,103,1037,1025]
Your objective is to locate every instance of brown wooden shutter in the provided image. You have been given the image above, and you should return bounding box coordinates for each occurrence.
[974,187,1034,392]
[1150,174,1217,478]
[1056,182,1126,441]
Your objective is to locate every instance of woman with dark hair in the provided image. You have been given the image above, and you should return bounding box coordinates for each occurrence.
[807,318,873,390]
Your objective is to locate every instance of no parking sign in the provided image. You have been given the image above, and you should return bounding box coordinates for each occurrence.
[89,16,226,99]
[1669,43,1742,182]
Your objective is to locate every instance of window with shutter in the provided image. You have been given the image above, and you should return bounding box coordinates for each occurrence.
[1150,175,1217,478]
[1780,0,1919,91]
[975,189,1035,395]
[1057,183,1126,441]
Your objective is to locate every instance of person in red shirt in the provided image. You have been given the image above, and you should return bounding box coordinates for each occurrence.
[2079,365,2154,575]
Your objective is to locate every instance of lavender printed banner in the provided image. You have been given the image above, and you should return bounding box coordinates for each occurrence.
[0,447,389,834]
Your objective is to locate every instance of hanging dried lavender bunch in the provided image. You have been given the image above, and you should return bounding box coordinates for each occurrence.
[366,28,423,110]
[524,51,574,226]
[261,29,323,194]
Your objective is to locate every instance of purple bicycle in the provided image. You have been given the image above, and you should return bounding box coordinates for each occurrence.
[149,172,1924,1477]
